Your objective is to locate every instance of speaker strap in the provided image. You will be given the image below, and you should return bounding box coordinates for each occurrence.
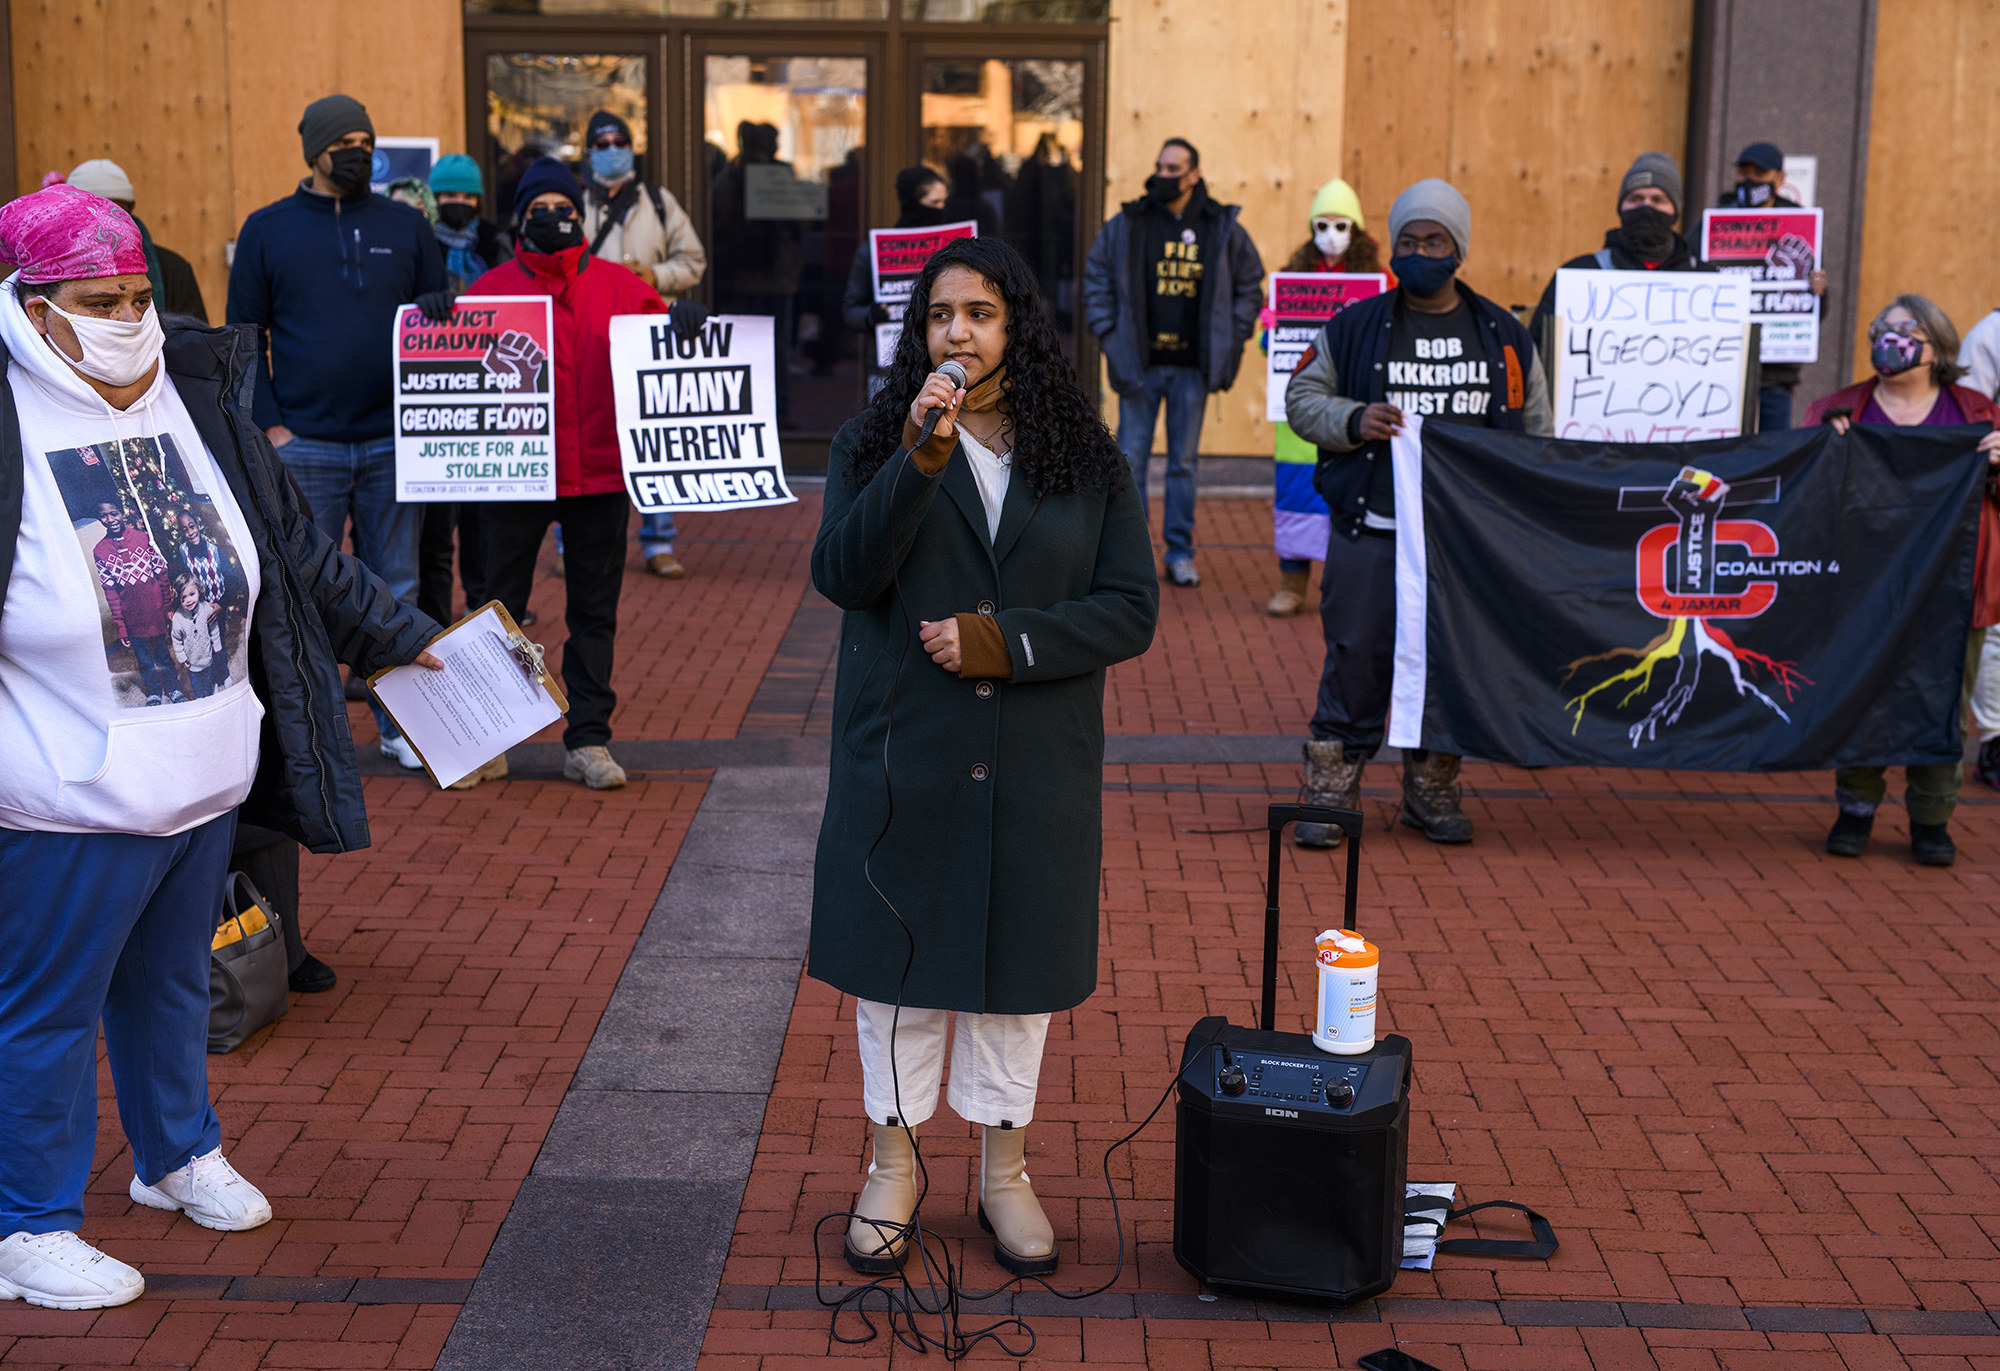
[1408,1197,1559,1260]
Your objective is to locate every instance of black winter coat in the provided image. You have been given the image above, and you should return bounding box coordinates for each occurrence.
[0,322,441,853]
[809,424,1158,1014]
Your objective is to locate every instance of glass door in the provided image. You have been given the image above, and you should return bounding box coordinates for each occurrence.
[473,43,661,231]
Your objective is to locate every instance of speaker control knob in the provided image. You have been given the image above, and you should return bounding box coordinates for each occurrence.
[1219,1065,1247,1096]
[1327,1080,1355,1107]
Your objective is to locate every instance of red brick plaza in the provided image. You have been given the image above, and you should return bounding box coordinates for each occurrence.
[9,493,2000,1371]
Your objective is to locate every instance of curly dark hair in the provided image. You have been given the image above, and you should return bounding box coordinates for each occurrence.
[846,236,1126,496]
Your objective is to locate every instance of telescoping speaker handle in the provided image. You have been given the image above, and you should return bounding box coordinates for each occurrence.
[1261,804,1363,1034]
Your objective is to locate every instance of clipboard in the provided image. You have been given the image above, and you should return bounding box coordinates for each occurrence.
[367,600,567,787]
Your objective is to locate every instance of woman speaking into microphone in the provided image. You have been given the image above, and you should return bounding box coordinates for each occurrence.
[812,237,1158,1277]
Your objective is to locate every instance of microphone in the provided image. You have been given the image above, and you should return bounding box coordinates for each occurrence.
[913,359,970,449]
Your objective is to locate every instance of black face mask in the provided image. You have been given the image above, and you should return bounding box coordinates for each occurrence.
[1147,174,1186,207]
[323,146,373,197]
[437,202,479,230]
[1619,204,1678,261]
[1734,179,1776,207]
[899,204,951,228]
[521,209,582,255]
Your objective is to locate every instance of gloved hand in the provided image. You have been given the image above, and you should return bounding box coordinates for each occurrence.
[415,290,458,323]
[668,297,709,343]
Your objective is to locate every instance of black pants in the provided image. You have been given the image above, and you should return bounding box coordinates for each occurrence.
[1310,527,1398,755]
[482,491,627,749]
[458,504,487,609]
[418,502,459,626]
[231,821,306,975]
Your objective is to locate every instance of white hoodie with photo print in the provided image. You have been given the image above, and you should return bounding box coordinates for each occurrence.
[0,277,264,835]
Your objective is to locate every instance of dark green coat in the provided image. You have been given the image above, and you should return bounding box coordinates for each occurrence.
[809,421,1159,1014]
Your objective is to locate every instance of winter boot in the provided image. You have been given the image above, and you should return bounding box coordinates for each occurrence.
[978,1125,1057,1277]
[1825,810,1873,857]
[844,1123,918,1274]
[1265,569,1310,617]
[1297,740,1363,848]
[1401,750,1473,844]
[1911,822,1957,867]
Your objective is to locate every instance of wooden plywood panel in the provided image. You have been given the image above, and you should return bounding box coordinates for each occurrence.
[12,0,233,317]
[1857,0,2000,383]
[1104,0,1348,457]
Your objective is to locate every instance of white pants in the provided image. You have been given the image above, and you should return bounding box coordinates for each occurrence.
[856,999,1052,1129]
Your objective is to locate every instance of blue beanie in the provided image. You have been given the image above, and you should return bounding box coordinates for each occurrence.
[429,153,483,197]
[513,156,582,221]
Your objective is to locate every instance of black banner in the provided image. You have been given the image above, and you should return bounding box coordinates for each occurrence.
[1388,421,1988,770]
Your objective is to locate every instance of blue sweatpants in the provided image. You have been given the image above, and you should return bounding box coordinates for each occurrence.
[0,814,234,1234]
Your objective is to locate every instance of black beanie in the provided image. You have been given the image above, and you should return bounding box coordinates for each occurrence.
[585,110,632,146]
[513,156,583,221]
[299,94,374,163]
[895,165,944,214]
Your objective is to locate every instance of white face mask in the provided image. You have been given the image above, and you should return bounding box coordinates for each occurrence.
[1312,217,1353,260]
[37,295,164,387]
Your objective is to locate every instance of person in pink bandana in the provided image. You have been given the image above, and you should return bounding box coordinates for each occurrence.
[0,184,446,1311]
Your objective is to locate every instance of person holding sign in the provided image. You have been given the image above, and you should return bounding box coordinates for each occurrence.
[466,158,697,791]
[1284,178,1551,849]
[1805,295,2000,868]
[1711,142,1827,432]
[841,166,950,333]
[812,237,1157,1279]
[1528,152,1707,350]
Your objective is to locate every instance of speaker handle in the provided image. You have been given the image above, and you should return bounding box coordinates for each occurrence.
[1261,804,1364,1034]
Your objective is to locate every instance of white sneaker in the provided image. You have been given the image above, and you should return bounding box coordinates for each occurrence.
[0,1231,144,1310]
[381,733,424,770]
[128,1149,273,1232]
[563,745,628,790]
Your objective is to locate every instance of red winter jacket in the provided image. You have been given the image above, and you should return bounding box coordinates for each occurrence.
[468,245,667,497]
[1804,377,2000,627]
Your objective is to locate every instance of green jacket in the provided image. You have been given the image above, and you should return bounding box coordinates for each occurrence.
[809,420,1159,1014]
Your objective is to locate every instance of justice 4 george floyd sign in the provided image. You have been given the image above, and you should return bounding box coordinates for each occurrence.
[1386,418,1989,771]
[1700,206,1826,364]
[612,314,797,513]
[1551,269,1752,442]
[1264,272,1387,423]
[394,297,555,501]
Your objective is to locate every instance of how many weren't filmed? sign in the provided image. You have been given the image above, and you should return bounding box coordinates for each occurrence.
[612,314,797,513]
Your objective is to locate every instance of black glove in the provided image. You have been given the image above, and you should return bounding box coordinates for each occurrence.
[668,298,709,343]
[415,290,458,324]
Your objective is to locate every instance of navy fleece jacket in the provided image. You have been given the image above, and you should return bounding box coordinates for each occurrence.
[227,184,446,442]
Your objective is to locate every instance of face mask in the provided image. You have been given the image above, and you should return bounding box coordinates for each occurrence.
[323,145,373,196]
[437,202,479,230]
[589,145,634,183]
[1391,252,1458,297]
[1735,179,1775,207]
[1147,174,1185,207]
[1619,204,1678,260]
[1871,331,1926,377]
[38,297,165,387]
[521,208,582,255]
[1312,219,1352,259]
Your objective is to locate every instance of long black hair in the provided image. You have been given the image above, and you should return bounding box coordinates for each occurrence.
[846,236,1126,496]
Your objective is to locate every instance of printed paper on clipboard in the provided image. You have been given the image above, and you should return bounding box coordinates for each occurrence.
[368,601,566,788]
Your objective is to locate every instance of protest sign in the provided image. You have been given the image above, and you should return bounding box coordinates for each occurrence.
[1264,272,1387,422]
[393,296,556,502]
[1550,269,1752,443]
[868,221,978,309]
[612,314,797,513]
[1699,207,1825,364]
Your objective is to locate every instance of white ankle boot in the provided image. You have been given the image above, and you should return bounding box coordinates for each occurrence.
[844,1123,917,1273]
[977,1125,1056,1276]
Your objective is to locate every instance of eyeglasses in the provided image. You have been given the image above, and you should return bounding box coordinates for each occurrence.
[1392,233,1456,258]
[591,135,631,151]
[1312,217,1355,235]
[528,203,577,220]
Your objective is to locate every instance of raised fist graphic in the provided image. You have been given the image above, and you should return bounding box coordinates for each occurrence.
[483,330,548,394]
[1764,233,1815,282]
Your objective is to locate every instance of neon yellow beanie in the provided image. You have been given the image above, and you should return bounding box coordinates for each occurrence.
[1309,178,1364,229]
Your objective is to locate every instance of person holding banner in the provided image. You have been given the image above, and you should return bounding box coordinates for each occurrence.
[1284,178,1551,849]
[811,236,1156,1278]
[1262,177,1387,617]
[467,157,695,791]
[1805,295,2000,867]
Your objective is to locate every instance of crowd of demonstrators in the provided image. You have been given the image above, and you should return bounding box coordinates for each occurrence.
[1802,296,2000,867]
[0,184,442,1311]
[1284,178,1552,850]
[1262,177,1387,618]
[225,94,451,771]
[1083,137,1264,588]
[45,161,207,322]
[1721,141,1826,431]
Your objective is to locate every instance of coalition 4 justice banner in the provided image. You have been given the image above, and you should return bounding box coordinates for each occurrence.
[1265,272,1387,423]
[1385,417,1987,770]
[393,297,556,501]
[1699,207,1825,364]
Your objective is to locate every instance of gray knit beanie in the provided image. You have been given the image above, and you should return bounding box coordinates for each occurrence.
[1388,178,1472,260]
[1619,151,1683,217]
[299,94,374,163]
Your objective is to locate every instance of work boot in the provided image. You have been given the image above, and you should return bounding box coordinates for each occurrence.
[1825,810,1873,857]
[647,551,686,579]
[977,1125,1056,1277]
[1265,569,1310,618]
[844,1123,918,1274]
[448,754,510,791]
[563,746,628,790]
[1401,750,1473,844]
[1911,822,1957,867]
[1296,740,1363,849]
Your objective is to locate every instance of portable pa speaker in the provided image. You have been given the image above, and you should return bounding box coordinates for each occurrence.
[1172,804,1412,1305]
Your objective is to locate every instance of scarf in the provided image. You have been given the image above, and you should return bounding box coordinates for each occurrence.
[434,217,488,290]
